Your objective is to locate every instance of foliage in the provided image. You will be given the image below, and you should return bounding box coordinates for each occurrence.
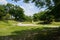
[12,0,60,22]
[12,0,60,9]
[0,3,26,21]
[33,11,54,23]
[9,5,25,21]
[49,4,60,21]
[24,16,32,22]
[0,5,7,20]
[33,13,39,21]
[33,11,47,21]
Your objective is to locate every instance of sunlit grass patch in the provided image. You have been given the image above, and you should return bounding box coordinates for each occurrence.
[51,22,60,26]
[0,20,60,36]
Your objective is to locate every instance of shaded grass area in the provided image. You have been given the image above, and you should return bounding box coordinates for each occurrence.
[0,27,60,40]
[20,22,33,24]
[37,21,60,26]
[0,20,18,36]
[0,20,60,40]
[0,20,43,36]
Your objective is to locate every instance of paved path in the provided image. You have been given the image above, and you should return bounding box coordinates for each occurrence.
[17,23,38,26]
[17,23,60,27]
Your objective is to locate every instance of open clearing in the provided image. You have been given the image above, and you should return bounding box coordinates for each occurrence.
[0,20,60,36]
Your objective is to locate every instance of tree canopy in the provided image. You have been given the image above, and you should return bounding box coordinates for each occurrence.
[0,3,26,21]
[0,5,7,20]
[12,0,60,8]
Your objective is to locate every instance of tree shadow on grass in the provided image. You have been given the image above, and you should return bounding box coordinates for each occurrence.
[38,21,51,25]
[0,27,60,40]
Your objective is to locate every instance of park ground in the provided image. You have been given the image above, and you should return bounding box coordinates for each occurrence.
[0,20,60,40]
[0,20,60,36]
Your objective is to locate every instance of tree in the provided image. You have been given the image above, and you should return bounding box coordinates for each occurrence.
[33,11,54,24]
[0,3,25,21]
[49,3,60,21]
[33,13,39,21]
[9,5,25,21]
[25,16,32,22]
[0,5,7,20]
[33,11,48,21]
[0,3,14,20]
[39,11,54,23]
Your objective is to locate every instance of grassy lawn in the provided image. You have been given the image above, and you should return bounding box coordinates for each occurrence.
[0,20,42,36]
[0,20,60,36]
[0,20,60,40]
[51,22,60,26]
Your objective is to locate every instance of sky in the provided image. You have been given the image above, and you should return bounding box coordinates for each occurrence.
[0,0,46,16]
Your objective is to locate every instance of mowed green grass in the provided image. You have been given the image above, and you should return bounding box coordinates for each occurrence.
[0,20,43,36]
[0,20,60,36]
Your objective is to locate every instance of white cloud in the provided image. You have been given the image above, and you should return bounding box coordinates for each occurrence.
[0,0,7,4]
[19,3,40,16]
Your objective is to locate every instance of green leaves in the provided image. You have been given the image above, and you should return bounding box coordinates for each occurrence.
[8,4,25,21]
[0,3,25,21]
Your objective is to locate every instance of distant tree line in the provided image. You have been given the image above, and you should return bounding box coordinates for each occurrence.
[33,5,60,24]
[0,3,23,21]
[12,0,60,24]
[0,3,32,22]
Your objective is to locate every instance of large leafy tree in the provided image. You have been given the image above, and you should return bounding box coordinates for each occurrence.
[33,13,40,21]
[49,4,60,21]
[0,3,25,21]
[9,4,25,21]
[0,5,7,20]
[0,3,14,20]
[24,16,32,22]
[33,11,48,21]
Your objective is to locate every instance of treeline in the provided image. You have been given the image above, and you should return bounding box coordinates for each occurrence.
[33,3,60,24]
[0,3,32,22]
[0,3,60,23]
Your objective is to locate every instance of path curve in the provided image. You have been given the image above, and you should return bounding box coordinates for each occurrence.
[17,23,38,26]
[16,23,60,27]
